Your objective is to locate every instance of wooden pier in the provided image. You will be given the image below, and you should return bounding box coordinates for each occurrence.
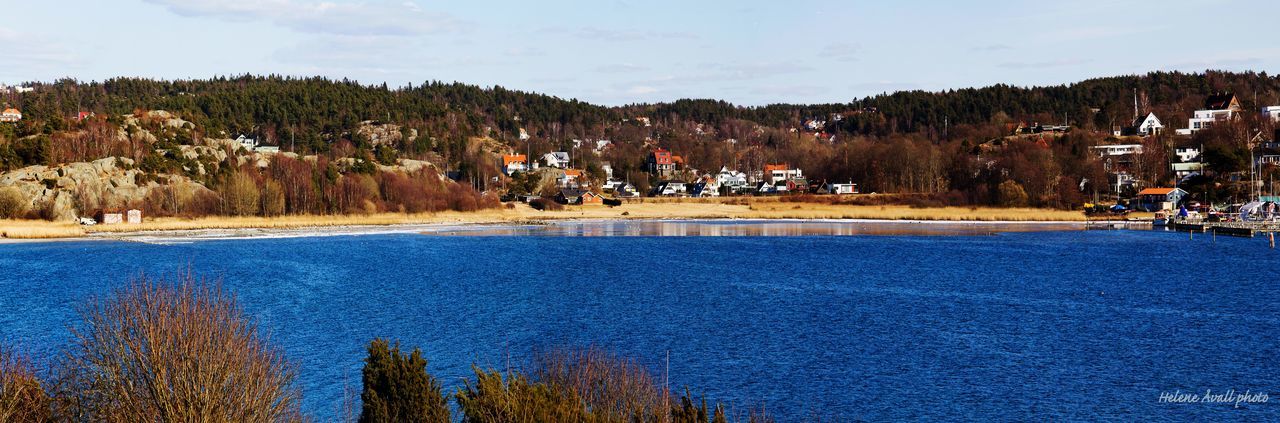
[1168,221,1280,238]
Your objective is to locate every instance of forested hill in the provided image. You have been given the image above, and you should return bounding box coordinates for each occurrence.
[6,71,1280,147]
[634,70,1280,134]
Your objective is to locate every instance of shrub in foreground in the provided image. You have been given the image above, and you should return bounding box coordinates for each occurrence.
[359,339,450,423]
[0,347,50,422]
[56,274,302,422]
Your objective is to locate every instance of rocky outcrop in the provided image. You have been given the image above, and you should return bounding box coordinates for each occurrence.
[356,121,417,146]
[0,157,208,221]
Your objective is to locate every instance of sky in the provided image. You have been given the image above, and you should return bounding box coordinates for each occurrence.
[1,0,1278,106]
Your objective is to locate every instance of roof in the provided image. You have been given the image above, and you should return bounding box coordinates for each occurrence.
[563,169,582,177]
[1,108,20,115]
[765,163,790,172]
[671,155,684,165]
[1137,187,1179,196]
[545,152,570,161]
[650,149,673,165]
[558,188,585,199]
[502,154,527,166]
[1204,93,1237,110]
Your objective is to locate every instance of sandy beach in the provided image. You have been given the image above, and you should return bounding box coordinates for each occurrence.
[0,197,1091,242]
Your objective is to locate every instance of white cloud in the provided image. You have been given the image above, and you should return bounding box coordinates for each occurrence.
[143,0,460,36]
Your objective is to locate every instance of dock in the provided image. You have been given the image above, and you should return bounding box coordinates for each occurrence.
[1168,221,1280,238]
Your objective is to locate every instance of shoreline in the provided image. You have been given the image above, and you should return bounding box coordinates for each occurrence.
[1,200,1093,243]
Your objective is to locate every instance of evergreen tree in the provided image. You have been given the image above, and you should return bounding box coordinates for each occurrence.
[359,339,450,423]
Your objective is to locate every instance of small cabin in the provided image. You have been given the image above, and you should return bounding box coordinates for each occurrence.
[126,209,143,224]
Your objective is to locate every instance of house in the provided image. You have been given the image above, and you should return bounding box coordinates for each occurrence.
[595,140,613,153]
[1177,93,1242,135]
[557,168,584,188]
[0,108,21,123]
[72,111,95,122]
[555,188,587,205]
[651,181,687,197]
[689,182,719,198]
[615,182,640,197]
[518,128,530,141]
[600,162,613,179]
[1173,145,1200,163]
[824,182,858,194]
[126,209,143,224]
[542,152,570,168]
[1114,113,1163,137]
[502,154,528,175]
[716,167,749,191]
[647,148,675,177]
[764,164,802,184]
[1134,187,1188,212]
[1263,106,1280,122]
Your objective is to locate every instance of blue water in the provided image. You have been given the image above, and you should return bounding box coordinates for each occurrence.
[1,224,1278,421]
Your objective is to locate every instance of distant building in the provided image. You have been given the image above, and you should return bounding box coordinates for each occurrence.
[557,168,584,188]
[73,111,95,122]
[542,152,570,169]
[647,148,675,177]
[0,108,21,123]
[764,164,802,184]
[1177,93,1242,135]
[502,154,528,175]
[126,209,143,224]
[1114,113,1163,137]
[1134,187,1187,212]
[716,167,749,191]
[1263,106,1280,122]
[824,183,858,194]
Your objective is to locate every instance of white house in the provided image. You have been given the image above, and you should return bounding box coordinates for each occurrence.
[518,128,530,141]
[1090,144,1143,158]
[1174,145,1201,163]
[1264,106,1280,122]
[1115,113,1163,137]
[765,164,802,184]
[825,183,858,194]
[0,108,21,123]
[542,152,570,168]
[502,154,528,175]
[716,167,749,189]
[1177,93,1241,135]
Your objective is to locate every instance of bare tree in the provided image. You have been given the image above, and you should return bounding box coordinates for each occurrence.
[54,273,303,422]
[0,347,51,422]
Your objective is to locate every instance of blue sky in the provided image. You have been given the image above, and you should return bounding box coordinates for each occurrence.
[2,0,1277,106]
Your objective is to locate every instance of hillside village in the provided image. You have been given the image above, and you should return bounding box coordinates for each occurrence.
[1,73,1279,224]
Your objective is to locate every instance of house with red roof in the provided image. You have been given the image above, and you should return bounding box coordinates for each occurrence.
[0,108,22,123]
[1135,187,1187,212]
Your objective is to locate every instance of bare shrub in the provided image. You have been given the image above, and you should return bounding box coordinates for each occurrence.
[534,346,664,422]
[55,274,303,422]
[0,347,51,422]
[0,187,28,219]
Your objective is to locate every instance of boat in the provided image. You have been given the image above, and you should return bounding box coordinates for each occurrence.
[1152,211,1168,226]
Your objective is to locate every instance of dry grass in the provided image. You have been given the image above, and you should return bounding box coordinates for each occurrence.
[0,220,87,239]
[0,196,1087,240]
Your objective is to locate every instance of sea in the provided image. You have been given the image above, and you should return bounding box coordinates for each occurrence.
[1,220,1276,421]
